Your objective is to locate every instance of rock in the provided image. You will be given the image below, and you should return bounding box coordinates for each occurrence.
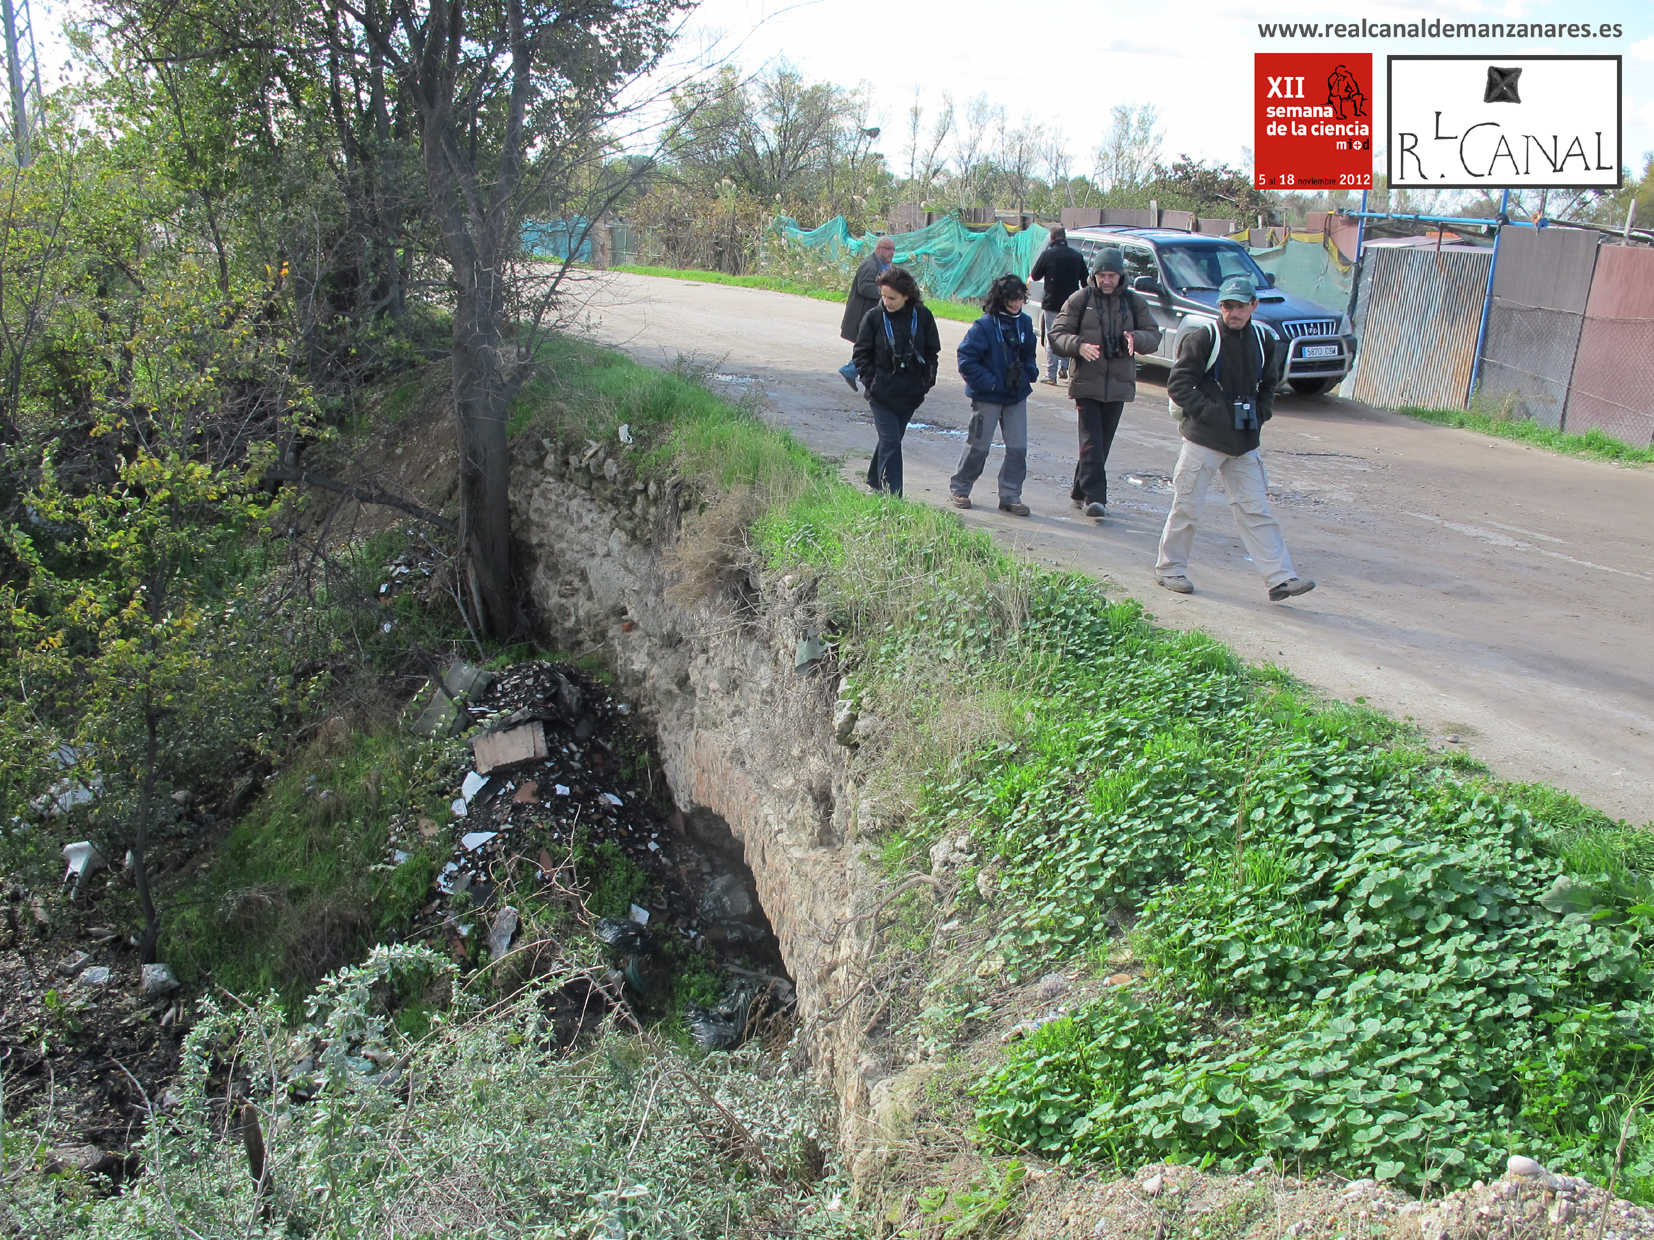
[1106,972,1133,986]
[851,714,879,745]
[80,965,112,986]
[156,1088,183,1112]
[1343,1178,1376,1195]
[512,781,540,803]
[140,963,180,999]
[1550,1200,1576,1225]
[1141,1173,1164,1197]
[487,907,519,961]
[57,950,92,977]
[470,722,548,774]
[700,873,756,922]
[1507,1154,1562,1191]
[832,700,858,746]
[1037,974,1071,1001]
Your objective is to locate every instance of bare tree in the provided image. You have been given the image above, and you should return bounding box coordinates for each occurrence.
[1096,102,1163,191]
[952,91,1001,206]
[1042,128,1074,208]
[997,116,1043,218]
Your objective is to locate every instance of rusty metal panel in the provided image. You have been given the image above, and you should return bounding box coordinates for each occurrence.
[1491,226,1599,313]
[1197,217,1239,235]
[1101,209,1155,228]
[1479,302,1585,427]
[1564,244,1654,443]
[1160,210,1196,231]
[1061,208,1103,228]
[1349,246,1490,410]
[1477,227,1599,426]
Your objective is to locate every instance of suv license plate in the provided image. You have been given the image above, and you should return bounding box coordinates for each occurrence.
[1302,344,1339,359]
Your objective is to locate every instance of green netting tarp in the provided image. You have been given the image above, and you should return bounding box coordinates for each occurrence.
[1249,233,1353,314]
[765,215,1050,303]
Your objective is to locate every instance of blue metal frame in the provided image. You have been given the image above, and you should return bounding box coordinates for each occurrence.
[1466,189,1511,403]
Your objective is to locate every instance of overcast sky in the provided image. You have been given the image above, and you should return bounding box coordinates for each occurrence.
[675,0,1654,183]
[23,0,1654,189]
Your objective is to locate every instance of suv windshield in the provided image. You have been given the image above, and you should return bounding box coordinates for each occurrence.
[1156,243,1266,291]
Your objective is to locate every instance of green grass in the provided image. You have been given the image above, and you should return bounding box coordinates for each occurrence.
[161,727,457,1012]
[1399,404,1654,464]
[613,263,984,323]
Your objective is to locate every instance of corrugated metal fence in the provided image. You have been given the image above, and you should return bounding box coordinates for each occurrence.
[1349,246,1491,411]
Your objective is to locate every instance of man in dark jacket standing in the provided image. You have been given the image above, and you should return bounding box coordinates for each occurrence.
[1049,248,1161,518]
[1154,276,1315,602]
[1028,228,1088,384]
[839,236,897,390]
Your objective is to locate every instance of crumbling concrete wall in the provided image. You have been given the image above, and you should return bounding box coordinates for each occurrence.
[511,437,900,1180]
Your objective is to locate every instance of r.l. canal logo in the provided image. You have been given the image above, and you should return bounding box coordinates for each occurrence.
[1388,56,1621,189]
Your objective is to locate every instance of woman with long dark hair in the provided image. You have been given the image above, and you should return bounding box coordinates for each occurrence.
[852,266,941,496]
[950,273,1037,514]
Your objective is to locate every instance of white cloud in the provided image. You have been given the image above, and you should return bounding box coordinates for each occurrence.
[1639,100,1654,130]
[1631,35,1654,61]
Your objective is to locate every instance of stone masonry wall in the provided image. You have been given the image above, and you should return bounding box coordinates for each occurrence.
[510,436,909,1181]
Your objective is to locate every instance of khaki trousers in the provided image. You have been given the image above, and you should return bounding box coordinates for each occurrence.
[1154,440,1296,587]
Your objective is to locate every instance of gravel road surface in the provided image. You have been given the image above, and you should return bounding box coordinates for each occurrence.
[577,272,1654,824]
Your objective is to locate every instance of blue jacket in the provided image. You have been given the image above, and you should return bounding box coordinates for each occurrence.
[957,311,1037,404]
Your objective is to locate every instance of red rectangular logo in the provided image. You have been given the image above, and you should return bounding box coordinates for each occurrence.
[1255,53,1373,191]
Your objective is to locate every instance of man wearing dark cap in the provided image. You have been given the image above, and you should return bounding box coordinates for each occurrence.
[1028,227,1088,384]
[1154,276,1315,602]
[1049,247,1160,518]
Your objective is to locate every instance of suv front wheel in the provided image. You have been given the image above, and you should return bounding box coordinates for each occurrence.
[1288,377,1337,396]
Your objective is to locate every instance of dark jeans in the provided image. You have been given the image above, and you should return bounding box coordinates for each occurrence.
[1071,398,1125,505]
[866,400,912,495]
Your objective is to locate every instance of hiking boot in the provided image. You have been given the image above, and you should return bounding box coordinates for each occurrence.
[998,500,1031,516]
[1268,577,1316,602]
[1071,498,1085,510]
[1083,501,1106,518]
[1157,574,1194,594]
[950,493,972,509]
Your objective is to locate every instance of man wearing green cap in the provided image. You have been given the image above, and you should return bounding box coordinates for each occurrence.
[1154,276,1315,603]
[1049,247,1160,518]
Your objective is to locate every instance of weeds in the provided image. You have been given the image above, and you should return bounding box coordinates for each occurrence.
[1398,404,1654,465]
[611,264,984,323]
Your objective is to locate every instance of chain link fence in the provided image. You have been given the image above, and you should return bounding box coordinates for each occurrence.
[1564,315,1654,445]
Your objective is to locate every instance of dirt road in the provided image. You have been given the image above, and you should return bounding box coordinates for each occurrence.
[578,273,1654,825]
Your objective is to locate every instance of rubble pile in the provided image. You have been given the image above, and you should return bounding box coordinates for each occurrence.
[395,660,795,1048]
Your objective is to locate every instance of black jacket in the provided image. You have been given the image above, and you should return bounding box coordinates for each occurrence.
[840,253,886,342]
[1166,319,1280,456]
[1029,242,1089,312]
[853,302,941,415]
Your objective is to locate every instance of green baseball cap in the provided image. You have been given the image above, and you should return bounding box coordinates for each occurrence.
[1218,276,1257,304]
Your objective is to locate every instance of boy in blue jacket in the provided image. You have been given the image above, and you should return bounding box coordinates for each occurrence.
[951,274,1038,515]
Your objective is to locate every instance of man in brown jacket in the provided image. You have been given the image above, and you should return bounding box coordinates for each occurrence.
[1049,248,1161,518]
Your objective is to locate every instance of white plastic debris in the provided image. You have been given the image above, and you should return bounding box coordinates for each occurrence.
[554,784,570,797]
[382,621,392,633]
[461,832,497,852]
[436,862,460,892]
[61,841,109,891]
[647,841,660,852]
[615,703,631,715]
[629,904,650,925]
[392,850,410,865]
[488,907,519,961]
[602,792,624,806]
[450,798,468,817]
[617,423,633,444]
[460,771,489,802]
[80,966,112,986]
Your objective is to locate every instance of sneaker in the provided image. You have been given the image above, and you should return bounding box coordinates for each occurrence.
[1157,574,1194,594]
[998,500,1031,516]
[1083,501,1106,518]
[1040,377,1059,386]
[1268,577,1316,602]
[1071,498,1085,510]
[949,493,971,509]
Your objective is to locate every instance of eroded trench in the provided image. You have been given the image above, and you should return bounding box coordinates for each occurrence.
[414,658,798,1052]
